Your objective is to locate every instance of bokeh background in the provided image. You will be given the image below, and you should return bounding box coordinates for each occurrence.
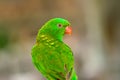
[0,0,120,80]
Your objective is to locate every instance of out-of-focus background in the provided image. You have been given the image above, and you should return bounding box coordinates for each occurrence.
[0,0,120,80]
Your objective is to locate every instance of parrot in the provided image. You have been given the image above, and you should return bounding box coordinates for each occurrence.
[31,18,78,80]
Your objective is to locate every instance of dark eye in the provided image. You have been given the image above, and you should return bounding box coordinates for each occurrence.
[57,24,63,28]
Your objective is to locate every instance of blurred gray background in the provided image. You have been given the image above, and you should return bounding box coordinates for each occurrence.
[0,0,120,80]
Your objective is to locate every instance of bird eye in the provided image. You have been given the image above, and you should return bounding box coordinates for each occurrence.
[57,24,63,28]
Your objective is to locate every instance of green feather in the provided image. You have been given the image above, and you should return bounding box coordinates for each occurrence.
[31,18,78,80]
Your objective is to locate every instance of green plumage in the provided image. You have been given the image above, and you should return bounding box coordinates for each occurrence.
[31,18,77,80]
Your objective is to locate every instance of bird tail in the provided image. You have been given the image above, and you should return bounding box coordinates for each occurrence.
[70,69,78,80]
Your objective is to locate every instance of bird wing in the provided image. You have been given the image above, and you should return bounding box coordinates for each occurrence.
[31,41,74,80]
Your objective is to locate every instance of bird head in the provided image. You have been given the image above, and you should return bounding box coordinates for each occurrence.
[38,18,72,41]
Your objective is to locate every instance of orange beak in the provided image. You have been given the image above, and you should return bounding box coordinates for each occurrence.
[65,26,72,35]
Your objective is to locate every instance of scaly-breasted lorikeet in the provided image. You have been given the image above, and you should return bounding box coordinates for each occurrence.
[31,18,78,80]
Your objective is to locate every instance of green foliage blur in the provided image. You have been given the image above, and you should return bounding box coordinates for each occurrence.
[0,26,9,49]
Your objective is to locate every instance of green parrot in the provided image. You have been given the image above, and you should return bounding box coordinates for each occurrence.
[31,18,78,80]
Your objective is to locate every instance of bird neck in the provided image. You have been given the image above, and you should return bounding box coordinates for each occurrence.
[37,32,63,43]
[37,30,64,42]
[36,34,63,49]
